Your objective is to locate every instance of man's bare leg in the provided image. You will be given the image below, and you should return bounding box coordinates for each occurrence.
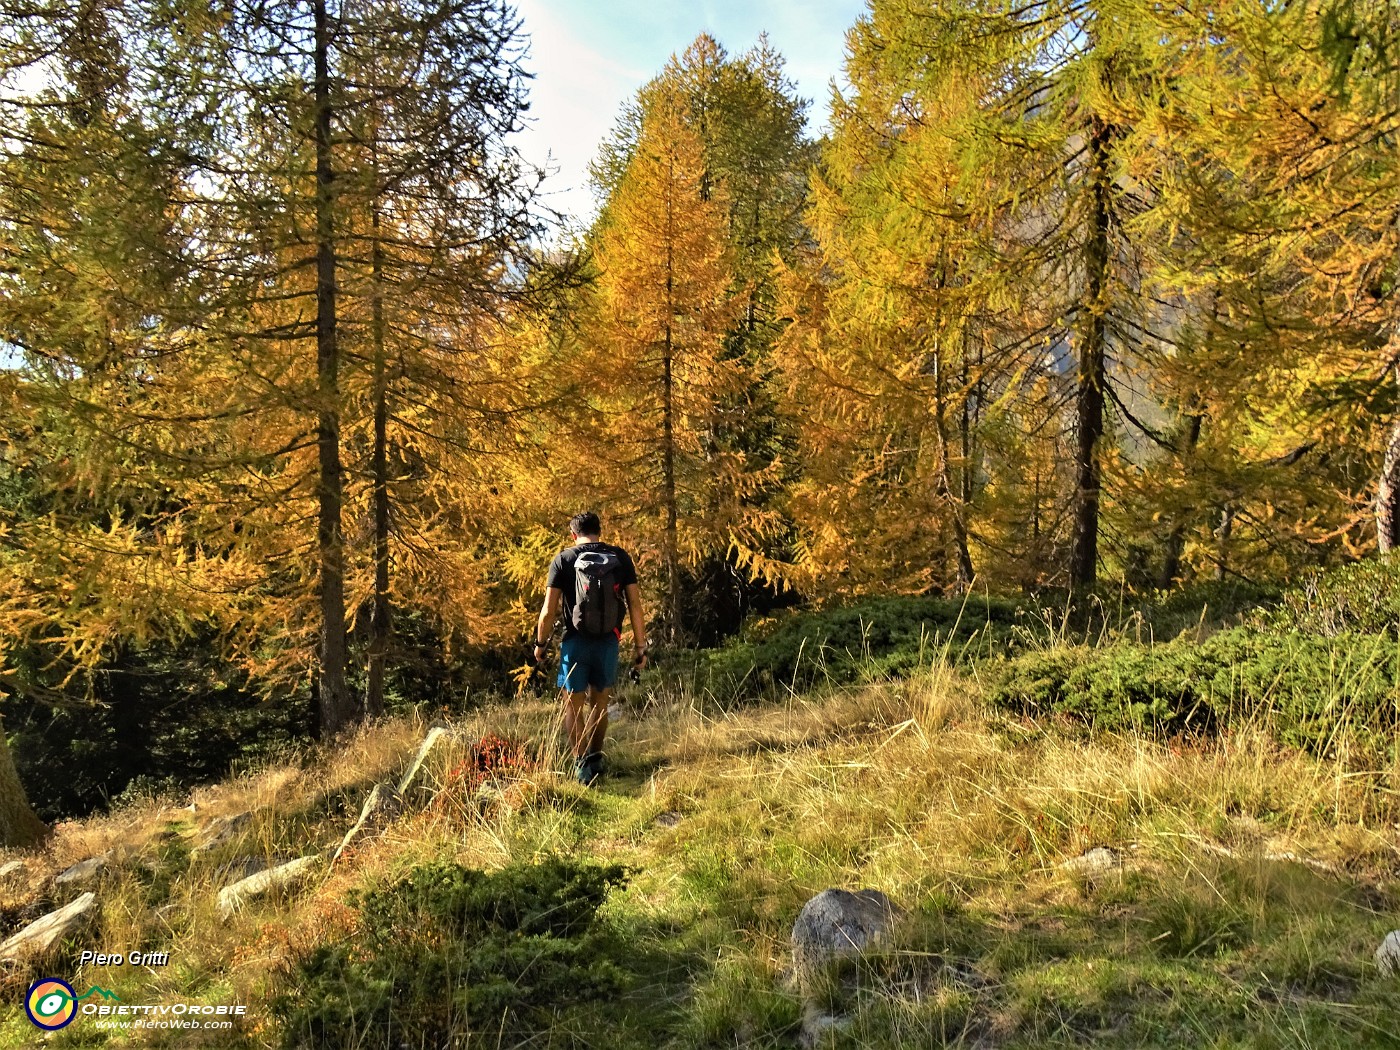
[584,688,610,756]
[561,689,585,758]
[563,688,610,760]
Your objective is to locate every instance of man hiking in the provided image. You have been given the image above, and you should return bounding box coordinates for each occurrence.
[534,511,648,785]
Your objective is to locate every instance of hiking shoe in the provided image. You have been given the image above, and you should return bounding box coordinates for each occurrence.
[575,751,606,786]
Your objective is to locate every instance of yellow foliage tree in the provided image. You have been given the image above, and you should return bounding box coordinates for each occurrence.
[569,97,742,638]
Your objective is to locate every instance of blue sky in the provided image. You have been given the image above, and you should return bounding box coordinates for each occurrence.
[511,0,869,226]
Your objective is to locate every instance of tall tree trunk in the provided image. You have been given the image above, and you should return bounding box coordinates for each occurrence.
[1377,362,1400,553]
[662,156,681,640]
[1213,504,1235,581]
[1159,410,1203,588]
[0,719,47,848]
[1030,467,1041,566]
[663,335,681,638]
[313,0,352,736]
[1378,421,1400,553]
[960,347,976,582]
[1070,114,1112,588]
[932,350,974,590]
[366,192,390,720]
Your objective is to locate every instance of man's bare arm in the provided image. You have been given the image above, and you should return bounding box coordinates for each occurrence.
[534,588,563,661]
[625,583,648,667]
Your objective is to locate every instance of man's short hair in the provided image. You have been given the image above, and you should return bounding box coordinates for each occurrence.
[569,511,601,537]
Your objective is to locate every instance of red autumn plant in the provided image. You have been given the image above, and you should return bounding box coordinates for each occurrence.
[446,734,532,794]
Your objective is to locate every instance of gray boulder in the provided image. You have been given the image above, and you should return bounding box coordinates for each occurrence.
[217,856,319,919]
[0,860,26,881]
[1377,930,1400,977]
[791,888,901,971]
[214,855,269,884]
[397,727,451,796]
[331,782,402,864]
[54,852,110,885]
[193,812,252,855]
[0,892,97,963]
[1060,846,1121,877]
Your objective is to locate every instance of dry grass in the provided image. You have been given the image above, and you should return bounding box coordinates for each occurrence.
[3,665,1398,1047]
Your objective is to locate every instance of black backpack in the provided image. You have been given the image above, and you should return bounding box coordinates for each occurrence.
[570,548,625,637]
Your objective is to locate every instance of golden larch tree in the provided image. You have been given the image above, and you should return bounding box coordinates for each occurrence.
[579,96,741,639]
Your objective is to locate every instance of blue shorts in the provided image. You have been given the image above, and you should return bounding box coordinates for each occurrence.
[557,634,620,692]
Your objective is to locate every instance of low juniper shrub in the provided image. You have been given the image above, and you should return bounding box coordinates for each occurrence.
[1260,557,1400,637]
[274,857,629,1049]
[988,626,1400,754]
[677,585,1277,709]
[684,595,1028,706]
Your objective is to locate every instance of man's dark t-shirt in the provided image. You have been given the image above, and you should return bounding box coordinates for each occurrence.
[547,542,638,639]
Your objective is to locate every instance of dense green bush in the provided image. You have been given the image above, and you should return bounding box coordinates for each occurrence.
[274,857,630,1049]
[347,605,482,709]
[1260,557,1400,637]
[678,594,1029,705]
[3,636,310,820]
[987,627,1400,753]
[1117,580,1281,640]
[673,583,1278,708]
[3,607,487,821]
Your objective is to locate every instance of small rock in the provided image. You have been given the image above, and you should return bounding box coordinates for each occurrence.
[1060,846,1120,877]
[791,888,901,972]
[0,892,97,963]
[0,860,26,881]
[1377,931,1400,977]
[799,1002,851,1049]
[397,727,450,796]
[55,852,110,885]
[193,812,252,855]
[331,783,402,864]
[217,856,319,918]
[607,702,623,721]
[655,811,683,828]
[214,855,269,883]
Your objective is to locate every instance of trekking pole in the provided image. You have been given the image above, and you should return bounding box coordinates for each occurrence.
[516,635,553,698]
[629,644,650,685]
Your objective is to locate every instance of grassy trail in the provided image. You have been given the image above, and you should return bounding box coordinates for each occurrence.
[3,666,1399,1047]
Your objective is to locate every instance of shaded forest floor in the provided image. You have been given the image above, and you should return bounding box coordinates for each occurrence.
[2,645,1398,1048]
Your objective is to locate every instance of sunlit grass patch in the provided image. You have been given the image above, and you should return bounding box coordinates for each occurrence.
[4,655,1398,1048]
